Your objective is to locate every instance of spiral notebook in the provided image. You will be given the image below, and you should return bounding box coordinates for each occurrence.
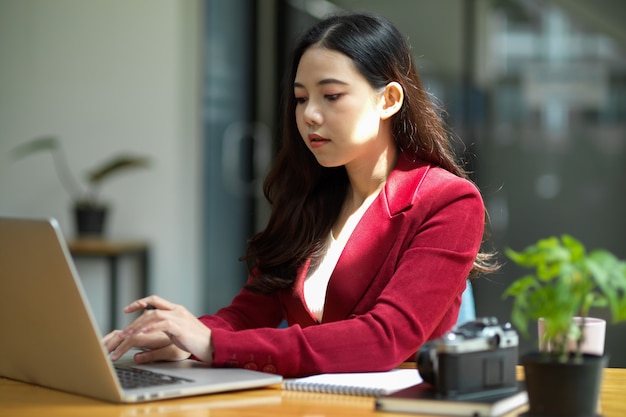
[282,369,421,397]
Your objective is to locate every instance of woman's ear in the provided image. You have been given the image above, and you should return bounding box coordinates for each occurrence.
[380,82,404,120]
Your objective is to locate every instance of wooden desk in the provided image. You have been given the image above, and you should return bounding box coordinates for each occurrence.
[1,367,625,417]
[68,239,150,330]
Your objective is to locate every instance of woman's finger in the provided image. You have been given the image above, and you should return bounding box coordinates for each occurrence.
[133,344,190,364]
[123,295,176,314]
[108,331,171,361]
[102,330,125,353]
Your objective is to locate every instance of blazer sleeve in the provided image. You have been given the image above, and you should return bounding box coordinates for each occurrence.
[200,170,485,377]
[197,280,284,332]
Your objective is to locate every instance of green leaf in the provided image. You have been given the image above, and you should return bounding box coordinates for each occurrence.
[11,136,59,160]
[88,155,150,185]
[502,275,537,297]
[561,235,586,262]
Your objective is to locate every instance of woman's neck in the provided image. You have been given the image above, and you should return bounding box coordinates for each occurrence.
[345,143,398,206]
[332,143,398,240]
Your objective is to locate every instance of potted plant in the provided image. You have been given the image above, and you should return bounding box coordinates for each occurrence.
[11,135,150,237]
[503,234,626,417]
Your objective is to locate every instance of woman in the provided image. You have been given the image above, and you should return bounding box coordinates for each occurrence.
[105,12,497,377]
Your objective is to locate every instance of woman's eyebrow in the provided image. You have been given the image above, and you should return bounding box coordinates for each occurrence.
[294,78,349,89]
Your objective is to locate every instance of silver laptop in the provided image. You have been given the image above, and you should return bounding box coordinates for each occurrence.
[0,216,282,403]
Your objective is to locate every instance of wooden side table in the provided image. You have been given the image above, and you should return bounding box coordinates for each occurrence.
[67,239,150,330]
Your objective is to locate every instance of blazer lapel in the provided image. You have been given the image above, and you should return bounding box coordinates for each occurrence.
[281,258,319,327]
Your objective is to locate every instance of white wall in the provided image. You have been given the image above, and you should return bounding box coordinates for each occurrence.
[0,0,202,332]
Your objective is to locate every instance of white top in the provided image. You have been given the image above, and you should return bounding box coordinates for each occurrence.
[303,190,381,322]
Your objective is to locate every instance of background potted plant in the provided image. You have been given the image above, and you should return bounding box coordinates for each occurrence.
[11,135,150,237]
[503,234,626,417]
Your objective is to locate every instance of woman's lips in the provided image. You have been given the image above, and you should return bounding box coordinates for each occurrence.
[308,133,330,148]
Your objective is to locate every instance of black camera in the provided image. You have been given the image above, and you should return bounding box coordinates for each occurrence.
[416,317,518,397]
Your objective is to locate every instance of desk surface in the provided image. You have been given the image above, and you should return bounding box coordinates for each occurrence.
[1,367,625,417]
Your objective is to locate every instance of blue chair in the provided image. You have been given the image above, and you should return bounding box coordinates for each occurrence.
[456,280,476,326]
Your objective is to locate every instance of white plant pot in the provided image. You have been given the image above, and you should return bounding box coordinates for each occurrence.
[538,316,606,356]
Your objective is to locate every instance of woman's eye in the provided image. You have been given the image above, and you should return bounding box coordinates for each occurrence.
[325,94,341,101]
[294,97,307,104]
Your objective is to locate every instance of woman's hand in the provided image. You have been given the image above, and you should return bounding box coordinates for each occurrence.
[103,295,214,364]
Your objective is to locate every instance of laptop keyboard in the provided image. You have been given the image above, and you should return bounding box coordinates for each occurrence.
[115,366,193,389]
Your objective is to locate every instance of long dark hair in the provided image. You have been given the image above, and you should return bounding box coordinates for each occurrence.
[244,13,497,294]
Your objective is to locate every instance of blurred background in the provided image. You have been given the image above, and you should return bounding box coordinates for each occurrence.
[1,0,624,366]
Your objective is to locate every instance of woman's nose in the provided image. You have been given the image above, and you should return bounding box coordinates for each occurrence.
[303,101,322,126]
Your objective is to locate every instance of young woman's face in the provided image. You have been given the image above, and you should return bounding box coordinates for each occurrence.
[294,47,389,169]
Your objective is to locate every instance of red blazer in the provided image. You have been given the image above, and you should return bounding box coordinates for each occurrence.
[198,154,485,377]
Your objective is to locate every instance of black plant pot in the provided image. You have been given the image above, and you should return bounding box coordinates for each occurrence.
[74,205,108,238]
[521,351,608,417]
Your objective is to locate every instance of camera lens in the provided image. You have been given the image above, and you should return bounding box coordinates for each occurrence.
[416,343,436,384]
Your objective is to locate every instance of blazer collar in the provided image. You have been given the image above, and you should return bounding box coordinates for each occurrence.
[383,153,430,217]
